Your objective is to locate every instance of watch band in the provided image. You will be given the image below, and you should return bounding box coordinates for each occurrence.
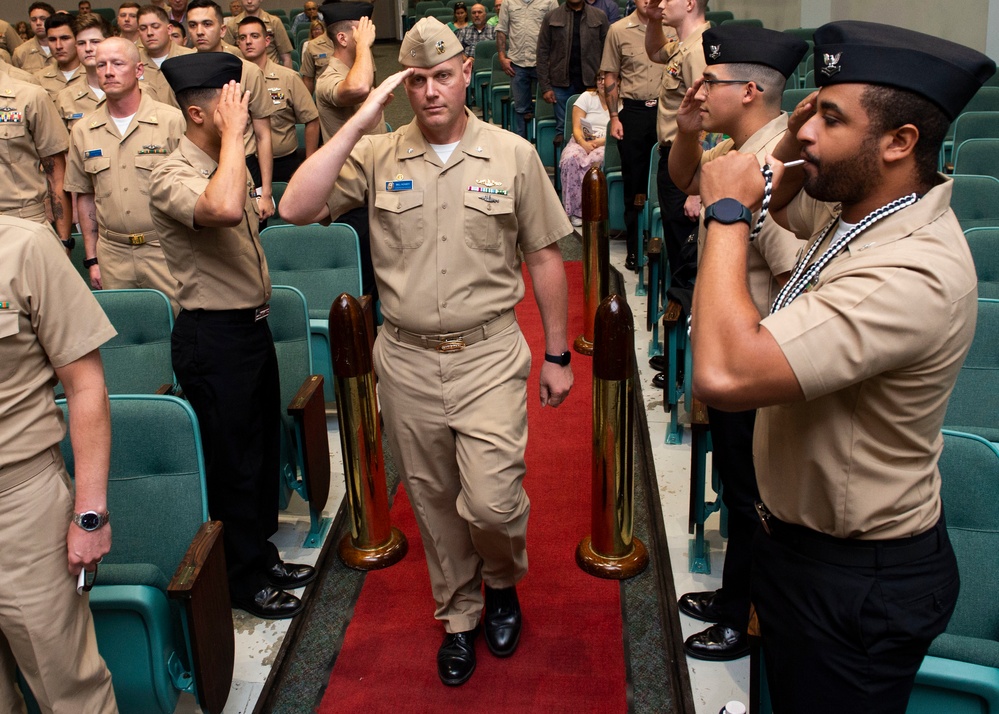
[73,510,110,531]
[83,257,99,268]
[544,351,571,366]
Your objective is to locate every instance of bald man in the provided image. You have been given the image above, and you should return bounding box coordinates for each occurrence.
[64,37,185,299]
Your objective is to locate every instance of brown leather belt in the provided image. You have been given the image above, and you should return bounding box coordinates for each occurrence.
[385,311,517,352]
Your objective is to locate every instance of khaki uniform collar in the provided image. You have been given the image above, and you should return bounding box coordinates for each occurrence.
[179,134,219,178]
[86,90,165,138]
[739,112,788,157]
[844,177,954,255]
[394,109,492,164]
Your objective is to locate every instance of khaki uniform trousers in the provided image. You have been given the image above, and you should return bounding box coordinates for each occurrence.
[373,321,532,634]
[0,448,116,714]
[97,230,179,311]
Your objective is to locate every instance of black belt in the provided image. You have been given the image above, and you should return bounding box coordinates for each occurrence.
[181,304,270,323]
[622,98,658,109]
[755,502,944,568]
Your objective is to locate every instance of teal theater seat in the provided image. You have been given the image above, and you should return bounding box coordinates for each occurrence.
[56,395,232,714]
[92,289,177,395]
[944,299,999,444]
[268,285,334,548]
[603,129,625,233]
[260,222,364,406]
[964,228,999,299]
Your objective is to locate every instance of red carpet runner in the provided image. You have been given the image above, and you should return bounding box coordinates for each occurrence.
[319,262,628,713]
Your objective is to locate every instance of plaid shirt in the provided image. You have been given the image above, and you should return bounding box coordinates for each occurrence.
[457,23,497,57]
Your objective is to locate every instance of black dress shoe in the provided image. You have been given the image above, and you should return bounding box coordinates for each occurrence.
[483,585,522,657]
[652,372,667,390]
[677,589,723,623]
[684,624,749,661]
[438,628,478,686]
[266,561,317,589]
[233,586,303,620]
[649,355,667,372]
[625,253,637,271]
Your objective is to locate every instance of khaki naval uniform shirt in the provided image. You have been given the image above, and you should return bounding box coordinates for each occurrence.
[12,37,54,73]
[756,178,978,540]
[0,217,117,468]
[650,20,708,145]
[697,113,799,318]
[226,10,292,65]
[495,0,559,68]
[299,33,334,83]
[34,64,86,101]
[599,12,664,101]
[55,82,104,130]
[149,135,271,311]
[0,58,41,84]
[0,20,22,57]
[64,92,185,286]
[236,57,277,156]
[138,43,195,110]
[0,69,70,222]
[327,110,572,333]
[261,59,318,158]
[315,55,385,142]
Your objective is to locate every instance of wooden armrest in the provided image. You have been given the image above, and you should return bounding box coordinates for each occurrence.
[647,236,662,258]
[167,521,233,714]
[663,298,683,327]
[288,374,330,508]
[689,397,709,426]
[634,193,646,208]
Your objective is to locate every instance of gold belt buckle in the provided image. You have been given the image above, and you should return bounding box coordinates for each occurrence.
[129,233,145,245]
[436,338,466,353]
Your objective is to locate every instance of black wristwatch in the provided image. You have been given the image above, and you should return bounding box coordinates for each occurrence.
[73,510,110,532]
[61,236,76,250]
[545,350,572,366]
[703,198,752,228]
[83,257,99,268]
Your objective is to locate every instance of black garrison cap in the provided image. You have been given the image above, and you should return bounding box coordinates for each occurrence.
[161,52,243,95]
[702,25,809,79]
[321,2,374,25]
[812,20,996,120]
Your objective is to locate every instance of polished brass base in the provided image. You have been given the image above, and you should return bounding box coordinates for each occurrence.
[574,334,594,356]
[575,535,649,580]
[338,527,408,571]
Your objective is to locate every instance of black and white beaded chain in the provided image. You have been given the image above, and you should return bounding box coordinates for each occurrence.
[768,192,921,313]
[748,163,773,242]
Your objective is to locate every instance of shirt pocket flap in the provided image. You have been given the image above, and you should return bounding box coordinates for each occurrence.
[84,155,112,174]
[463,191,514,217]
[375,190,424,214]
[0,310,20,339]
[0,123,26,140]
[133,154,161,171]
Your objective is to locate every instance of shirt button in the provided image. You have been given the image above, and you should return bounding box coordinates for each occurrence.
[441,202,447,209]
[441,301,448,308]
[441,269,447,274]
[441,235,447,241]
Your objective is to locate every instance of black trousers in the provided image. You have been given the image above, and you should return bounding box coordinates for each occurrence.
[333,205,376,301]
[752,516,959,714]
[272,151,302,184]
[172,308,283,600]
[657,143,698,291]
[706,406,759,633]
[618,100,658,257]
[245,154,268,231]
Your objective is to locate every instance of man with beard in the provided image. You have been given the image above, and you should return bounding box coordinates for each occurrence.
[279,17,573,687]
[690,20,994,713]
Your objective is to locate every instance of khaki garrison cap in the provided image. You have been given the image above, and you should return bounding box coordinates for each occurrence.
[398,17,463,68]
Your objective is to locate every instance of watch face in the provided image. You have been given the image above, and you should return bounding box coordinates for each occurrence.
[714,198,745,223]
[80,512,100,530]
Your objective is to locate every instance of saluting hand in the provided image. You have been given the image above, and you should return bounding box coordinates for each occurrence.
[350,68,413,136]
[214,80,251,139]
[787,90,818,139]
[354,15,376,48]
[675,79,705,136]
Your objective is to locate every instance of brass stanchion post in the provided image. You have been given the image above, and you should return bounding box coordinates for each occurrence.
[574,165,609,356]
[576,294,649,579]
[329,293,408,570]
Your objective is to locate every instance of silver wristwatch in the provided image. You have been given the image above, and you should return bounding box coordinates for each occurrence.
[73,510,110,532]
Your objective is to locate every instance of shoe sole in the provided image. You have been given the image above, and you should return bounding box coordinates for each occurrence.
[683,643,750,662]
[232,602,305,620]
[677,600,720,624]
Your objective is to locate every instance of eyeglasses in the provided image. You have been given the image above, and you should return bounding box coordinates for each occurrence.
[701,78,763,95]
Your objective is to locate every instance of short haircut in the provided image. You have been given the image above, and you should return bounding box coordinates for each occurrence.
[175,86,221,112]
[725,62,785,108]
[138,4,170,22]
[29,2,56,15]
[327,19,353,41]
[45,13,75,33]
[169,18,186,36]
[238,15,267,34]
[119,2,141,11]
[860,84,950,187]
[74,11,111,35]
[187,0,224,22]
